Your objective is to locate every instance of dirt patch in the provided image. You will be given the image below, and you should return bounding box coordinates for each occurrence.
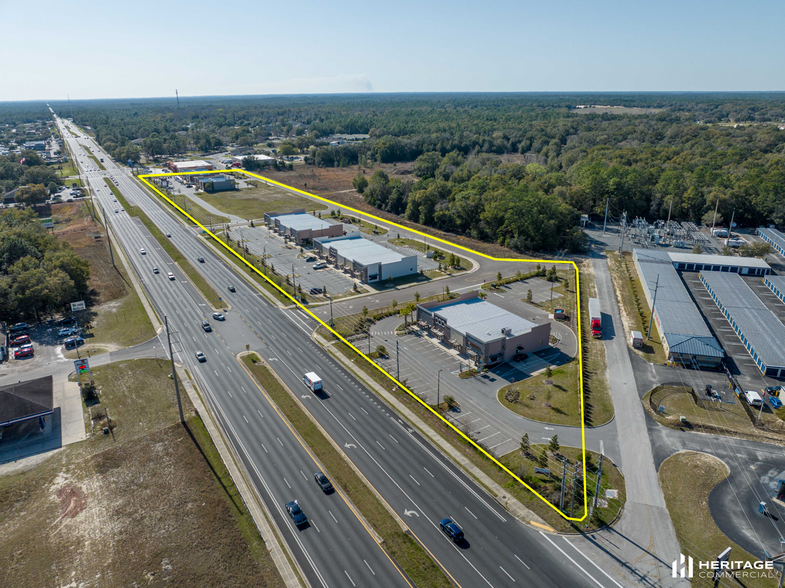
[54,484,88,519]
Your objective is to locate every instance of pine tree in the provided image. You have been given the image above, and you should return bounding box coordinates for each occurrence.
[549,435,560,454]
[520,433,530,455]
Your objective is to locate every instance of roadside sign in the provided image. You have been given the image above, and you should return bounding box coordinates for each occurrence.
[74,358,90,373]
[70,300,86,311]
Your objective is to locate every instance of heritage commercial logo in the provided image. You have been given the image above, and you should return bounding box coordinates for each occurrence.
[672,554,776,579]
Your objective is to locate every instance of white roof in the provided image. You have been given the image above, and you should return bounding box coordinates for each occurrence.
[173,160,210,169]
[322,236,411,266]
[233,154,274,162]
[668,251,770,269]
[274,213,332,232]
[429,298,538,343]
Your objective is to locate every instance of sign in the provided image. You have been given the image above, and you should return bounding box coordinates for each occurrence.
[70,300,86,311]
[41,218,54,229]
[534,467,551,476]
[74,358,90,374]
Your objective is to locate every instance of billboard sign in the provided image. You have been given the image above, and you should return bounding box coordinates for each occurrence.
[70,300,86,311]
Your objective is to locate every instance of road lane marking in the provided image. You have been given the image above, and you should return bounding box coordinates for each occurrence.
[283,478,291,489]
[364,560,376,576]
[563,538,624,587]
[344,571,356,587]
[424,467,434,478]
[277,437,283,446]
[257,409,263,418]
[376,440,385,450]
[514,555,530,570]
[243,415,248,423]
[360,407,369,415]
[300,470,307,480]
[409,475,420,486]
[500,566,515,582]
[261,444,268,454]
[348,412,356,420]
[241,386,247,394]
[539,532,604,588]
[465,507,477,519]
[389,434,398,443]
[329,510,337,523]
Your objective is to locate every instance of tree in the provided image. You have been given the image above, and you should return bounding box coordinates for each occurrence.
[545,365,552,378]
[549,435,560,454]
[538,450,548,468]
[413,151,442,179]
[527,289,533,303]
[362,305,369,318]
[563,277,569,291]
[496,272,502,283]
[414,291,420,302]
[375,344,387,356]
[520,433,530,455]
[278,142,297,156]
[692,243,703,254]
[20,151,45,166]
[444,285,451,299]
[15,184,48,207]
[391,299,398,309]
[701,210,723,227]
[739,242,771,258]
[352,172,368,194]
[546,266,558,282]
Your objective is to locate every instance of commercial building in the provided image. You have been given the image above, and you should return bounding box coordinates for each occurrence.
[633,249,724,368]
[232,154,275,166]
[314,234,417,283]
[764,275,785,305]
[416,292,551,366]
[195,174,235,192]
[23,140,47,151]
[667,251,771,276]
[168,160,213,173]
[758,227,785,257]
[700,272,785,378]
[265,210,343,245]
[0,375,53,429]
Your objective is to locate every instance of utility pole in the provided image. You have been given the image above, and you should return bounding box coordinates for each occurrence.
[710,196,720,235]
[559,458,568,511]
[165,315,185,424]
[602,198,609,234]
[647,274,660,341]
[725,209,736,247]
[592,454,604,512]
[570,462,580,518]
[102,205,115,269]
[291,263,296,295]
[329,296,334,327]
[618,212,627,259]
[437,369,443,409]
[396,340,400,380]
[666,199,673,231]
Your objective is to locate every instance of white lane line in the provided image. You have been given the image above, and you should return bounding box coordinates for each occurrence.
[261,444,268,454]
[389,434,398,443]
[500,566,515,582]
[311,520,320,533]
[241,386,247,394]
[337,384,344,391]
[329,510,338,523]
[465,507,478,519]
[283,478,291,489]
[514,554,530,570]
[539,532,604,588]
[300,470,307,480]
[243,415,248,423]
[277,437,283,447]
[424,467,434,478]
[360,407,369,415]
[376,440,385,450]
[409,475,420,486]
[348,412,356,420]
[344,571,356,587]
[364,560,376,576]
[257,409,264,418]
[563,538,625,587]
[227,390,233,398]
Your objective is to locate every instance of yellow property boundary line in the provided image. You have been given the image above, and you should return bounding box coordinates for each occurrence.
[138,168,589,522]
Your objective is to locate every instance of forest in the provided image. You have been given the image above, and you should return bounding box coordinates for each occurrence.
[3,93,785,252]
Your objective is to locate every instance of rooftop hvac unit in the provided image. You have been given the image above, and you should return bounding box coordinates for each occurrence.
[501,327,512,336]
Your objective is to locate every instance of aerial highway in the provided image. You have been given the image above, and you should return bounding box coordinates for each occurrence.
[57,115,621,588]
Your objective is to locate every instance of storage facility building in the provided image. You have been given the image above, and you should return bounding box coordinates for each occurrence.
[764,276,785,305]
[633,249,724,368]
[416,292,551,366]
[667,252,771,276]
[168,160,213,173]
[700,272,785,378]
[314,234,417,283]
[758,227,785,257]
[264,210,343,245]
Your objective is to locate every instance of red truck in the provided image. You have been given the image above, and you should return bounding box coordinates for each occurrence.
[588,297,602,338]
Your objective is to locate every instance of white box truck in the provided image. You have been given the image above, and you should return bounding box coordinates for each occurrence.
[303,372,323,392]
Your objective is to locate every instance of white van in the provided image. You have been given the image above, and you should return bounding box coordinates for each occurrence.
[303,372,323,392]
[744,390,763,407]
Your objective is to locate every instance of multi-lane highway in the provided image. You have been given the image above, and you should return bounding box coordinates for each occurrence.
[57,114,621,588]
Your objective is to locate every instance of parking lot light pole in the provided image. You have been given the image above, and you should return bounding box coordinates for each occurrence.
[647,274,660,341]
[437,369,443,409]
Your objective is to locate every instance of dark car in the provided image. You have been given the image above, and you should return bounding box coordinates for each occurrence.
[64,336,84,348]
[305,256,317,262]
[197,257,204,263]
[228,286,236,292]
[202,320,212,332]
[513,353,528,362]
[553,309,566,320]
[309,287,323,295]
[195,351,206,362]
[440,518,464,542]
[285,500,308,526]
[55,317,76,326]
[9,322,28,333]
[153,267,159,274]
[314,472,334,493]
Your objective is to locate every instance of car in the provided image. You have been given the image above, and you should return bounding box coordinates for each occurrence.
[195,351,206,362]
[58,327,78,337]
[554,309,567,320]
[197,257,204,263]
[228,286,236,292]
[768,396,783,409]
[140,248,146,255]
[313,472,334,493]
[153,267,159,274]
[285,500,308,526]
[120,208,124,212]
[212,312,225,321]
[764,386,784,398]
[305,256,317,262]
[14,347,34,359]
[513,353,528,362]
[309,287,323,295]
[113,198,117,202]
[9,322,28,333]
[439,518,464,542]
[11,334,31,346]
[744,390,763,407]
[313,262,327,270]
[202,320,212,332]
[168,272,175,280]
[114,209,119,213]
[166,233,171,238]
[64,336,84,348]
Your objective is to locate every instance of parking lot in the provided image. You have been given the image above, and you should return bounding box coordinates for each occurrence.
[2,320,89,375]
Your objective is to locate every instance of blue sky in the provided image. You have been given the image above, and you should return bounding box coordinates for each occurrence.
[1,0,783,101]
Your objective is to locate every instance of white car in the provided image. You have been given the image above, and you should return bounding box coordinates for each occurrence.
[744,390,763,407]
[140,248,146,255]
[168,272,175,280]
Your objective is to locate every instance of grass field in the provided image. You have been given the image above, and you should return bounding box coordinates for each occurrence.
[342,214,388,235]
[153,189,230,227]
[498,361,582,426]
[105,179,223,308]
[242,355,453,588]
[389,237,470,274]
[192,182,327,220]
[0,359,284,588]
[606,252,667,364]
[659,452,776,588]
[55,160,79,178]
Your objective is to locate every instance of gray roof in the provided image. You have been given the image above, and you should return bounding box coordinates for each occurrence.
[759,227,785,253]
[700,272,785,369]
[634,249,716,341]
[273,213,332,233]
[668,251,770,270]
[319,236,411,266]
[665,334,725,358]
[765,275,785,296]
[0,375,53,427]
[429,298,538,343]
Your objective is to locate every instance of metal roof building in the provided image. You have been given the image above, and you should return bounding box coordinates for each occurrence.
[700,272,785,378]
[758,227,785,257]
[633,249,724,367]
[169,160,212,172]
[264,210,343,245]
[764,275,785,305]
[668,252,770,275]
[314,234,417,283]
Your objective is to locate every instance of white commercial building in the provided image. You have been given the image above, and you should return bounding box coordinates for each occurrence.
[314,235,417,283]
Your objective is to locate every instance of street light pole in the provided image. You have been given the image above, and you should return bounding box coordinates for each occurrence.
[647,274,660,341]
[165,315,185,424]
[437,369,443,409]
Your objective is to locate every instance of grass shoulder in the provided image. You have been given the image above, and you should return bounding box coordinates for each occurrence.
[241,354,453,588]
[659,451,776,588]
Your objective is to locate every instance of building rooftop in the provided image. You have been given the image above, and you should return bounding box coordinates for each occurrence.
[274,212,332,233]
[428,298,538,343]
[319,235,410,266]
[0,375,54,427]
[173,160,210,168]
[668,251,770,269]
[233,154,275,161]
[700,272,785,369]
[759,227,785,248]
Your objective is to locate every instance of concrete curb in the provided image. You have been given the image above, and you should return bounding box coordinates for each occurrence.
[312,331,554,532]
[174,363,306,588]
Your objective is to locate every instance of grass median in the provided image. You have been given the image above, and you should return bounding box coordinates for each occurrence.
[104,178,222,308]
[242,354,453,588]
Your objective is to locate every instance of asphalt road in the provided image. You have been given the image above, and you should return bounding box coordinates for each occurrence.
[58,116,624,588]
